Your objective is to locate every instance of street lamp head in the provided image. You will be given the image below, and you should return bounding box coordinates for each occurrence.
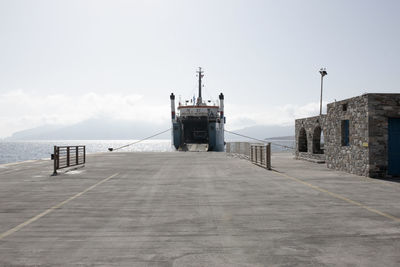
[319,68,328,77]
[319,68,327,116]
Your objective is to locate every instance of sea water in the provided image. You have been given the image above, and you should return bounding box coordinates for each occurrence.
[0,139,295,164]
[0,140,173,164]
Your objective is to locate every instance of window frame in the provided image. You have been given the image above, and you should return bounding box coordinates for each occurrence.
[341,120,350,146]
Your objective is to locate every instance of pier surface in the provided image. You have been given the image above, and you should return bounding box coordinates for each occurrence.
[0,152,400,266]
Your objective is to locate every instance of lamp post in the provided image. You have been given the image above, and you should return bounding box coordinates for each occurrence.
[319,68,328,115]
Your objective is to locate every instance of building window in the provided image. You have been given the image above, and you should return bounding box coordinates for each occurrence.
[341,120,350,146]
[298,128,308,152]
[342,103,348,111]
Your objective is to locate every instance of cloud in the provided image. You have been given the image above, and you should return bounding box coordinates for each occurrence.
[0,90,169,138]
[0,89,327,138]
[226,101,327,130]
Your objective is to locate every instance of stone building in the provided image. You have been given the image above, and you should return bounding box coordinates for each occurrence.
[295,94,400,178]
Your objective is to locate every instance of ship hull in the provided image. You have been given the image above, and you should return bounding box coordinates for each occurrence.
[172,120,225,152]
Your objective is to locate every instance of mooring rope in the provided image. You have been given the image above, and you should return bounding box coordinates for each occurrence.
[108,128,172,152]
[224,129,294,150]
[108,128,294,152]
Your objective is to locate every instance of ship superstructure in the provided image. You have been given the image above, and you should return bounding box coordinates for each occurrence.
[170,68,225,151]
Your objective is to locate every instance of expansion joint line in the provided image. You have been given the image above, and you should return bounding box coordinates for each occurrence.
[273,170,400,223]
[0,172,120,240]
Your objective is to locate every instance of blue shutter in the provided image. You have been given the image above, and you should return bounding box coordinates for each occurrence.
[388,118,400,176]
[344,120,349,146]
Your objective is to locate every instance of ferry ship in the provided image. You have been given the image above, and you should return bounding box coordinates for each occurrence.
[170,68,225,151]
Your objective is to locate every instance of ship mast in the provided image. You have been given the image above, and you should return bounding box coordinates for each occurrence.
[196,67,203,105]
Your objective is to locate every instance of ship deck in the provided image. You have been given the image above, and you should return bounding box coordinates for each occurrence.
[1,152,400,266]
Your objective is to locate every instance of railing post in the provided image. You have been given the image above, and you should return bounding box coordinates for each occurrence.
[267,142,271,170]
[264,145,267,168]
[265,146,268,168]
[263,145,265,168]
[67,147,70,167]
[56,147,60,169]
[262,145,267,168]
[53,146,57,176]
[250,145,251,161]
[76,146,79,165]
[83,146,86,164]
[262,146,265,166]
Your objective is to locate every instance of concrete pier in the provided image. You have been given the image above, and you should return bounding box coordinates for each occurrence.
[0,152,399,266]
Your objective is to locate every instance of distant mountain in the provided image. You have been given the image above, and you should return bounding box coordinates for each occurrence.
[7,118,171,140]
[226,124,295,141]
[10,124,64,139]
[7,119,295,142]
[265,135,295,141]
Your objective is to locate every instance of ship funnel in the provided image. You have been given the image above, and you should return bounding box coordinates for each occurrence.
[170,93,176,121]
[219,93,224,121]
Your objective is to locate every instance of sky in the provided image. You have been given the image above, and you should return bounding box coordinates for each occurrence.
[0,0,399,138]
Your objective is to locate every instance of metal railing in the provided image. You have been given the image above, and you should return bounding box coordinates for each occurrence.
[226,142,271,170]
[52,145,86,175]
[250,143,271,170]
[226,142,251,157]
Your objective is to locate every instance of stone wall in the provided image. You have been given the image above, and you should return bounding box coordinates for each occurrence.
[368,94,400,178]
[295,115,326,161]
[325,95,369,176]
[295,93,400,178]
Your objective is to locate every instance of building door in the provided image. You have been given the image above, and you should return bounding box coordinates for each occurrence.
[388,118,400,176]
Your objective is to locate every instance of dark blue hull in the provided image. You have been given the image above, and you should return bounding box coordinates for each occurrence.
[172,121,225,152]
